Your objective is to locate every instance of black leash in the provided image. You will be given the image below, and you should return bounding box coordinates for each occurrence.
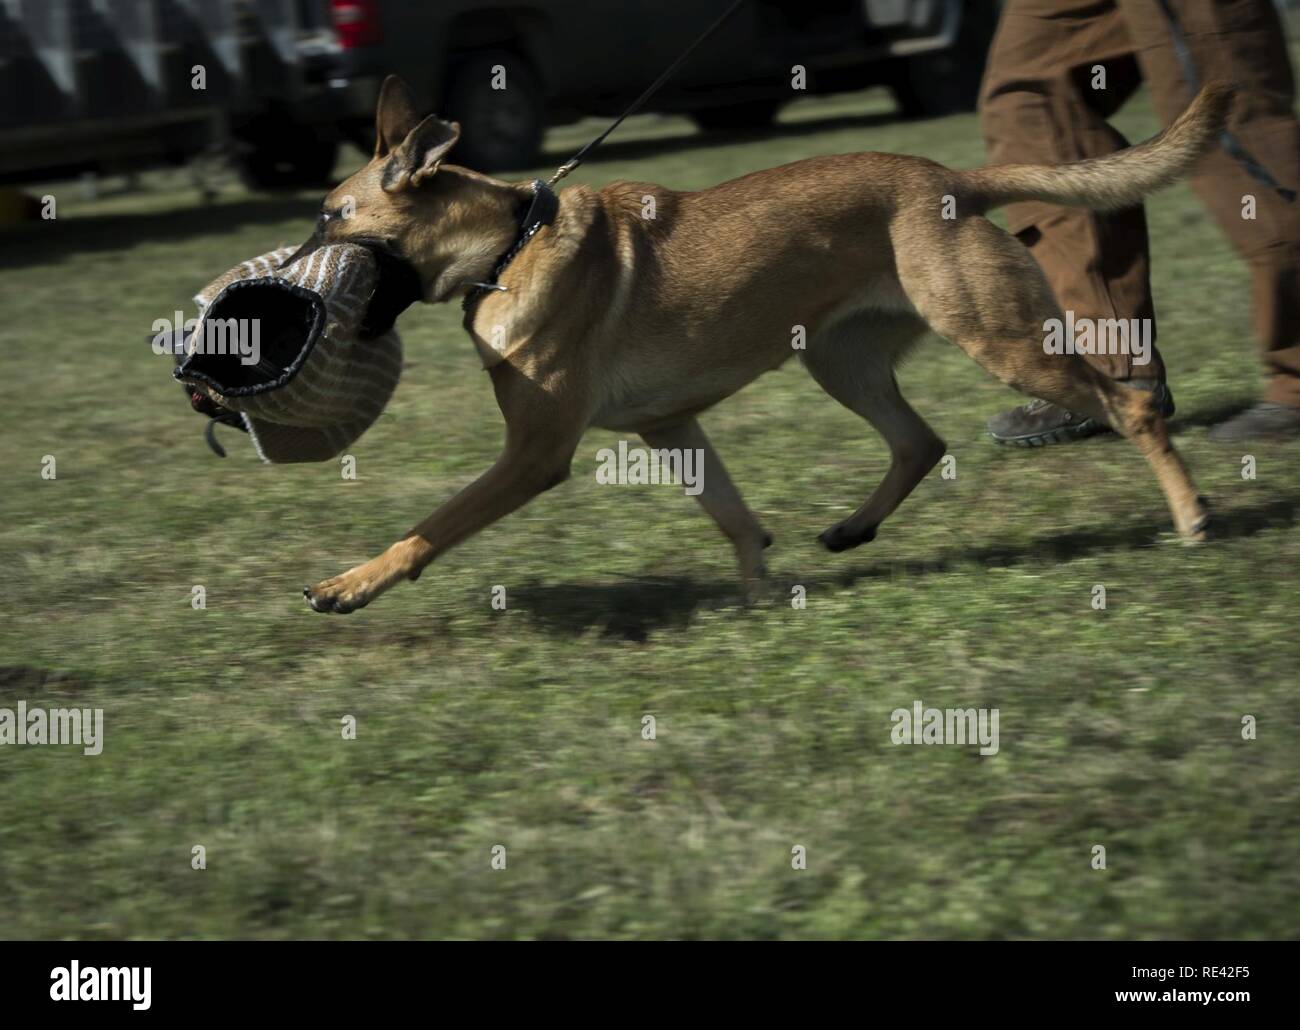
[464,0,750,315]
[546,0,749,186]
[1156,0,1295,202]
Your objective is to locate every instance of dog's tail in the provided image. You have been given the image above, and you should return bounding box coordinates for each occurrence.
[960,82,1233,215]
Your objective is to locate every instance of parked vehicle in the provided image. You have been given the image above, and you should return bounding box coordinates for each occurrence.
[0,0,346,187]
[330,0,999,170]
[0,0,996,187]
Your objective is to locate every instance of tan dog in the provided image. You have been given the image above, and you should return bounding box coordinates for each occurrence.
[302,75,1230,614]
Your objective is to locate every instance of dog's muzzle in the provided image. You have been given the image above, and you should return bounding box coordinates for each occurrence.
[358,244,424,339]
[279,233,424,340]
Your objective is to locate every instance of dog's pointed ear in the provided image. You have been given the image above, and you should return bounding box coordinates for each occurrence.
[374,75,420,158]
[381,115,461,193]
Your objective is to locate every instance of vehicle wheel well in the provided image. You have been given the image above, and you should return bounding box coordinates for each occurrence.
[441,9,551,91]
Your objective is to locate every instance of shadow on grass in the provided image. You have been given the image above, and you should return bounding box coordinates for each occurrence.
[540,108,898,170]
[812,491,1299,589]
[2,105,903,272]
[0,664,94,694]
[511,491,1299,640]
[1169,397,1258,431]
[0,195,321,271]
[512,576,737,642]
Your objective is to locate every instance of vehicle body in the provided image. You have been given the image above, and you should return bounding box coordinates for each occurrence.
[0,0,995,187]
[0,0,351,187]
[333,0,998,169]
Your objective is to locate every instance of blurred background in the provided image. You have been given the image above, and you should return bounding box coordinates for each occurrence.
[0,0,997,196]
[2,1,1299,940]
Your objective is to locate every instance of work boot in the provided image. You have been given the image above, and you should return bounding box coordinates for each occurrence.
[987,381,1174,447]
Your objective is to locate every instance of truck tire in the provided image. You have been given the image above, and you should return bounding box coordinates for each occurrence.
[890,1,998,119]
[442,51,545,171]
[236,116,339,191]
[691,99,782,133]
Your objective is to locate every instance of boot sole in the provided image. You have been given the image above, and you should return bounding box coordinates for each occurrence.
[993,419,1109,447]
[991,390,1175,447]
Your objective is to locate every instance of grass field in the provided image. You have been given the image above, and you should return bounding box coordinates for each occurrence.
[2,83,1298,940]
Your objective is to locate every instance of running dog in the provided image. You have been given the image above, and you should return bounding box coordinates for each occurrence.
[298,76,1229,613]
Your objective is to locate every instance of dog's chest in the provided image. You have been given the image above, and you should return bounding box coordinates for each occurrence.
[590,344,792,431]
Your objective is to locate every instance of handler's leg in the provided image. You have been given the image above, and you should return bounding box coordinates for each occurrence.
[1121,0,1300,439]
[979,0,1170,446]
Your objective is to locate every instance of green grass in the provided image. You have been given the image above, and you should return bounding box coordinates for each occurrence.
[1,85,1298,939]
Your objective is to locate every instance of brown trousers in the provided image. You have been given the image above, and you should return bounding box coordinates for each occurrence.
[979,0,1300,405]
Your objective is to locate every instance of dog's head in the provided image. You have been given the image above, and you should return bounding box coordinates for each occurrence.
[284,75,527,334]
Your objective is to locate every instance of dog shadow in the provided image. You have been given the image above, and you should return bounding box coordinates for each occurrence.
[512,491,1299,640]
[1168,397,1256,431]
[512,576,737,642]
[545,108,899,169]
[812,491,1299,590]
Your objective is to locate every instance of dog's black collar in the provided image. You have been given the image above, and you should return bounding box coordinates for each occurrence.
[462,179,558,313]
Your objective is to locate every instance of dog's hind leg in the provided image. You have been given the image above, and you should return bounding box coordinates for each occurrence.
[641,418,773,594]
[895,215,1208,540]
[801,310,945,551]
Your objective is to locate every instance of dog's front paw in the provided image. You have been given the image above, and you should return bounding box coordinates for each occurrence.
[305,555,406,614]
[1178,495,1211,543]
[817,521,877,553]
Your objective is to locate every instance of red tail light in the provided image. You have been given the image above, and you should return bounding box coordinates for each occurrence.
[330,0,384,48]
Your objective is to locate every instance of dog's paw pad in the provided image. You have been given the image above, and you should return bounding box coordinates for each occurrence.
[304,589,337,613]
[305,579,368,614]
